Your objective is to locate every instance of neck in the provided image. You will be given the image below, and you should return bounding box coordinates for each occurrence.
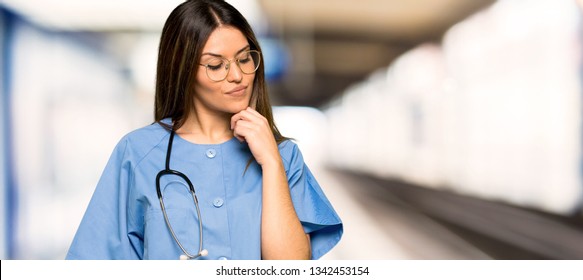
[177,110,233,144]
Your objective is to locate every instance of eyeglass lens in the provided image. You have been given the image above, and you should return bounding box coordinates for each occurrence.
[204,50,260,81]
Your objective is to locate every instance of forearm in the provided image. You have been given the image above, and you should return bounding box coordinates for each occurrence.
[260,159,311,260]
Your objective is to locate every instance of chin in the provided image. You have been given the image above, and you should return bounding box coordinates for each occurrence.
[225,102,250,114]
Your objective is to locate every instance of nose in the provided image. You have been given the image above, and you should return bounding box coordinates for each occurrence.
[226,61,243,82]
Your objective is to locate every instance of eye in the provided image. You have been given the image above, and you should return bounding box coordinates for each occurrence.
[206,59,224,71]
[237,54,252,64]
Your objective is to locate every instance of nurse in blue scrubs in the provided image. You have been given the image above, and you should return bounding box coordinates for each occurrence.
[66,0,342,260]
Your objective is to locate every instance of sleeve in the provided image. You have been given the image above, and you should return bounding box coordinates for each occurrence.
[283,142,343,260]
[65,137,141,260]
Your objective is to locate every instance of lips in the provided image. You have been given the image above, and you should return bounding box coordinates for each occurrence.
[226,85,248,96]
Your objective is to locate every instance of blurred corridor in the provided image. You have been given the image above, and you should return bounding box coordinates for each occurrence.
[1,0,583,259]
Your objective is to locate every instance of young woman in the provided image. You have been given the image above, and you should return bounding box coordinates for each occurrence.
[66,0,342,260]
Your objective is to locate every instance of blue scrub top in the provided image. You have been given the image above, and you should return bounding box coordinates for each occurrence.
[66,121,343,260]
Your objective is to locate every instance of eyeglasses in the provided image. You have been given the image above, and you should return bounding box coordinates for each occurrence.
[199,50,261,82]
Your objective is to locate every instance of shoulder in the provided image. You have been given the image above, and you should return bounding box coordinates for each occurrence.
[123,121,168,143]
[277,139,304,169]
[113,121,169,160]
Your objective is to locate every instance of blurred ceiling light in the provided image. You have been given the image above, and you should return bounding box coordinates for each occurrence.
[259,0,495,41]
[0,0,185,31]
[0,0,265,32]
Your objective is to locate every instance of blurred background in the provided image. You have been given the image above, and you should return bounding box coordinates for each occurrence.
[1,0,583,260]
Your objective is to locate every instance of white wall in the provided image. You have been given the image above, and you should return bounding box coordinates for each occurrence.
[9,20,145,259]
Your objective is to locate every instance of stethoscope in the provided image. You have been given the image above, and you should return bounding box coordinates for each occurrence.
[156,129,208,260]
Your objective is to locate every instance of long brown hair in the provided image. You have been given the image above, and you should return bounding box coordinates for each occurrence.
[155,0,286,143]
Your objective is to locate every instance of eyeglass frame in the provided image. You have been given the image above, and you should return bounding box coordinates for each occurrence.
[198,50,261,82]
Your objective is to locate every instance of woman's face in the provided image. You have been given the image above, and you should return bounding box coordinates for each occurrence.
[193,26,256,116]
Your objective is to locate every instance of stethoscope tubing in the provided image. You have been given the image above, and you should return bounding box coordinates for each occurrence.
[155,129,206,259]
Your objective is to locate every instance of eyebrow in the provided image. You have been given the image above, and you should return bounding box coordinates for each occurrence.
[201,45,251,58]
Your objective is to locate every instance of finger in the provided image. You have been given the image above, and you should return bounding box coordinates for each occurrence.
[230,112,244,130]
[244,108,268,128]
[233,132,245,143]
[245,107,265,120]
[232,120,256,142]
[231,109,259,129]
[240,108,262,121]
[232,119,256,136]
[232,120,249,142]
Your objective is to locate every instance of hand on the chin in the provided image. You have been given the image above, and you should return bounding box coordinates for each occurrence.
[230,107,280,166]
